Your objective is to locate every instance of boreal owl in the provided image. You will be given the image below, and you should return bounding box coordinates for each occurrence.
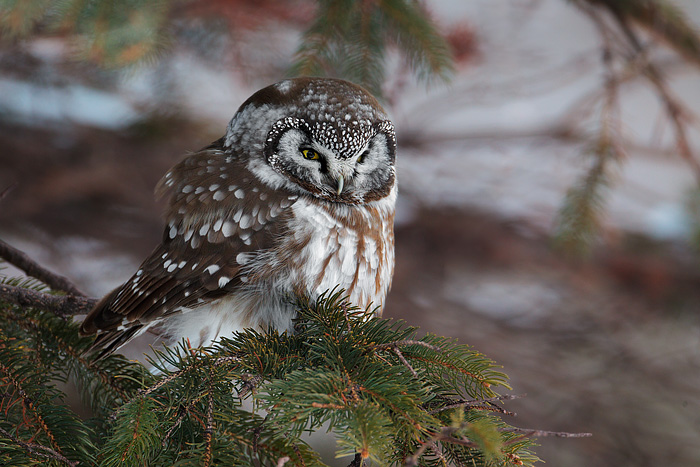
[80,77,397,356]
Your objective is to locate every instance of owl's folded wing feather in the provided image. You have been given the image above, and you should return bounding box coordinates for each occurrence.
[80,141,297,356]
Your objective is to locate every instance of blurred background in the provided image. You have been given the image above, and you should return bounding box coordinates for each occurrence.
[2,0,700,465]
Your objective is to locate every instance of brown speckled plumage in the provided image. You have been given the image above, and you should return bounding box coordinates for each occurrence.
[81,78,397,357]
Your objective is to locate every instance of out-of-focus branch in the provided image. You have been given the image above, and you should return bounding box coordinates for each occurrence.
[574,0,700,184]
[0,237,87,297]
[0,283,97,318]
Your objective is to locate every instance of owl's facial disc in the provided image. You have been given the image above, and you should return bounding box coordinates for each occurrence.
[265,118,396,204]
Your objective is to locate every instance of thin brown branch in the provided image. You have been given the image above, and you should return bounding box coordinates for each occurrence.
[0,426,78,467]
[0,283,97,319]
[250,413,270,456]
[613,11,700,182]
[137,369,185,399]
[238,373,263,399]
[372,339,441,352]
[393,346,418,377]
[502,427,592,446]
[0,238,86,296]
[429,394,525,415]
[580,1,700,183]
[161,396,206,447]
[404,426,478,466]
[202,377,215,467]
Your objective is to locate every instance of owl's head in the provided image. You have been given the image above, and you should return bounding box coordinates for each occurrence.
[225,78,396,205]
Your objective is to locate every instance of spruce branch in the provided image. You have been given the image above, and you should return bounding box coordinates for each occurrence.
[0,360,62,453]
[0,425,79,467]
[0,237,87,296]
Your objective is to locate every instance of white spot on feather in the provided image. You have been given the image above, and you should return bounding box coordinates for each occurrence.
[205,265,220,275]
[239,214,253,230]
[222,221,235,237]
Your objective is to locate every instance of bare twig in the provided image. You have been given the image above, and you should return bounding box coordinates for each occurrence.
[577,1,700,183]
[393,346,418,377]
[502,427,592,446]
[371,340,441,352]
[161,396,207,447]
[0,426,78,467]
[405,426,478,466]
[238,373,263,398]
[0,238,86,296]
[0,283,97,319]
[203,374,215,467]
[429,394,525,415]
[250,413,270,456]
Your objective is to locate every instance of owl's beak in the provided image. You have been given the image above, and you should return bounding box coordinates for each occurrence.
[335,175,345,195]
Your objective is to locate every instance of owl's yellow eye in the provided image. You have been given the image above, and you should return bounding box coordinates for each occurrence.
[301,148,320,160]
[357,149,369,164]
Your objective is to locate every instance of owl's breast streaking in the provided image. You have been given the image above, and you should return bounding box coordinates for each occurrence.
[262,187,396,312]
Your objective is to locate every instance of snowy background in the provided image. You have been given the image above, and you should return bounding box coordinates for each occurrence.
[2,0,700,465]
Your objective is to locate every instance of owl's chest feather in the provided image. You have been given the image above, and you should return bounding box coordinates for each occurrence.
[268,196,395,312]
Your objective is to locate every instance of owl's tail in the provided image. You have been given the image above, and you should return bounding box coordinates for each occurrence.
[80,288,144,360]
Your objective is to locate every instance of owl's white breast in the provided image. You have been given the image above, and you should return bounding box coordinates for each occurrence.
[282,186,396,312]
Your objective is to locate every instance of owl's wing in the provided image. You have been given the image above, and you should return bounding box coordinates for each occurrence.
[80,139,297,356]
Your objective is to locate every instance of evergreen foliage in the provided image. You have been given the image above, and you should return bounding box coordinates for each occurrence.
[1,285,540,466]
[290,0,453,97]
[553,137,618,256]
